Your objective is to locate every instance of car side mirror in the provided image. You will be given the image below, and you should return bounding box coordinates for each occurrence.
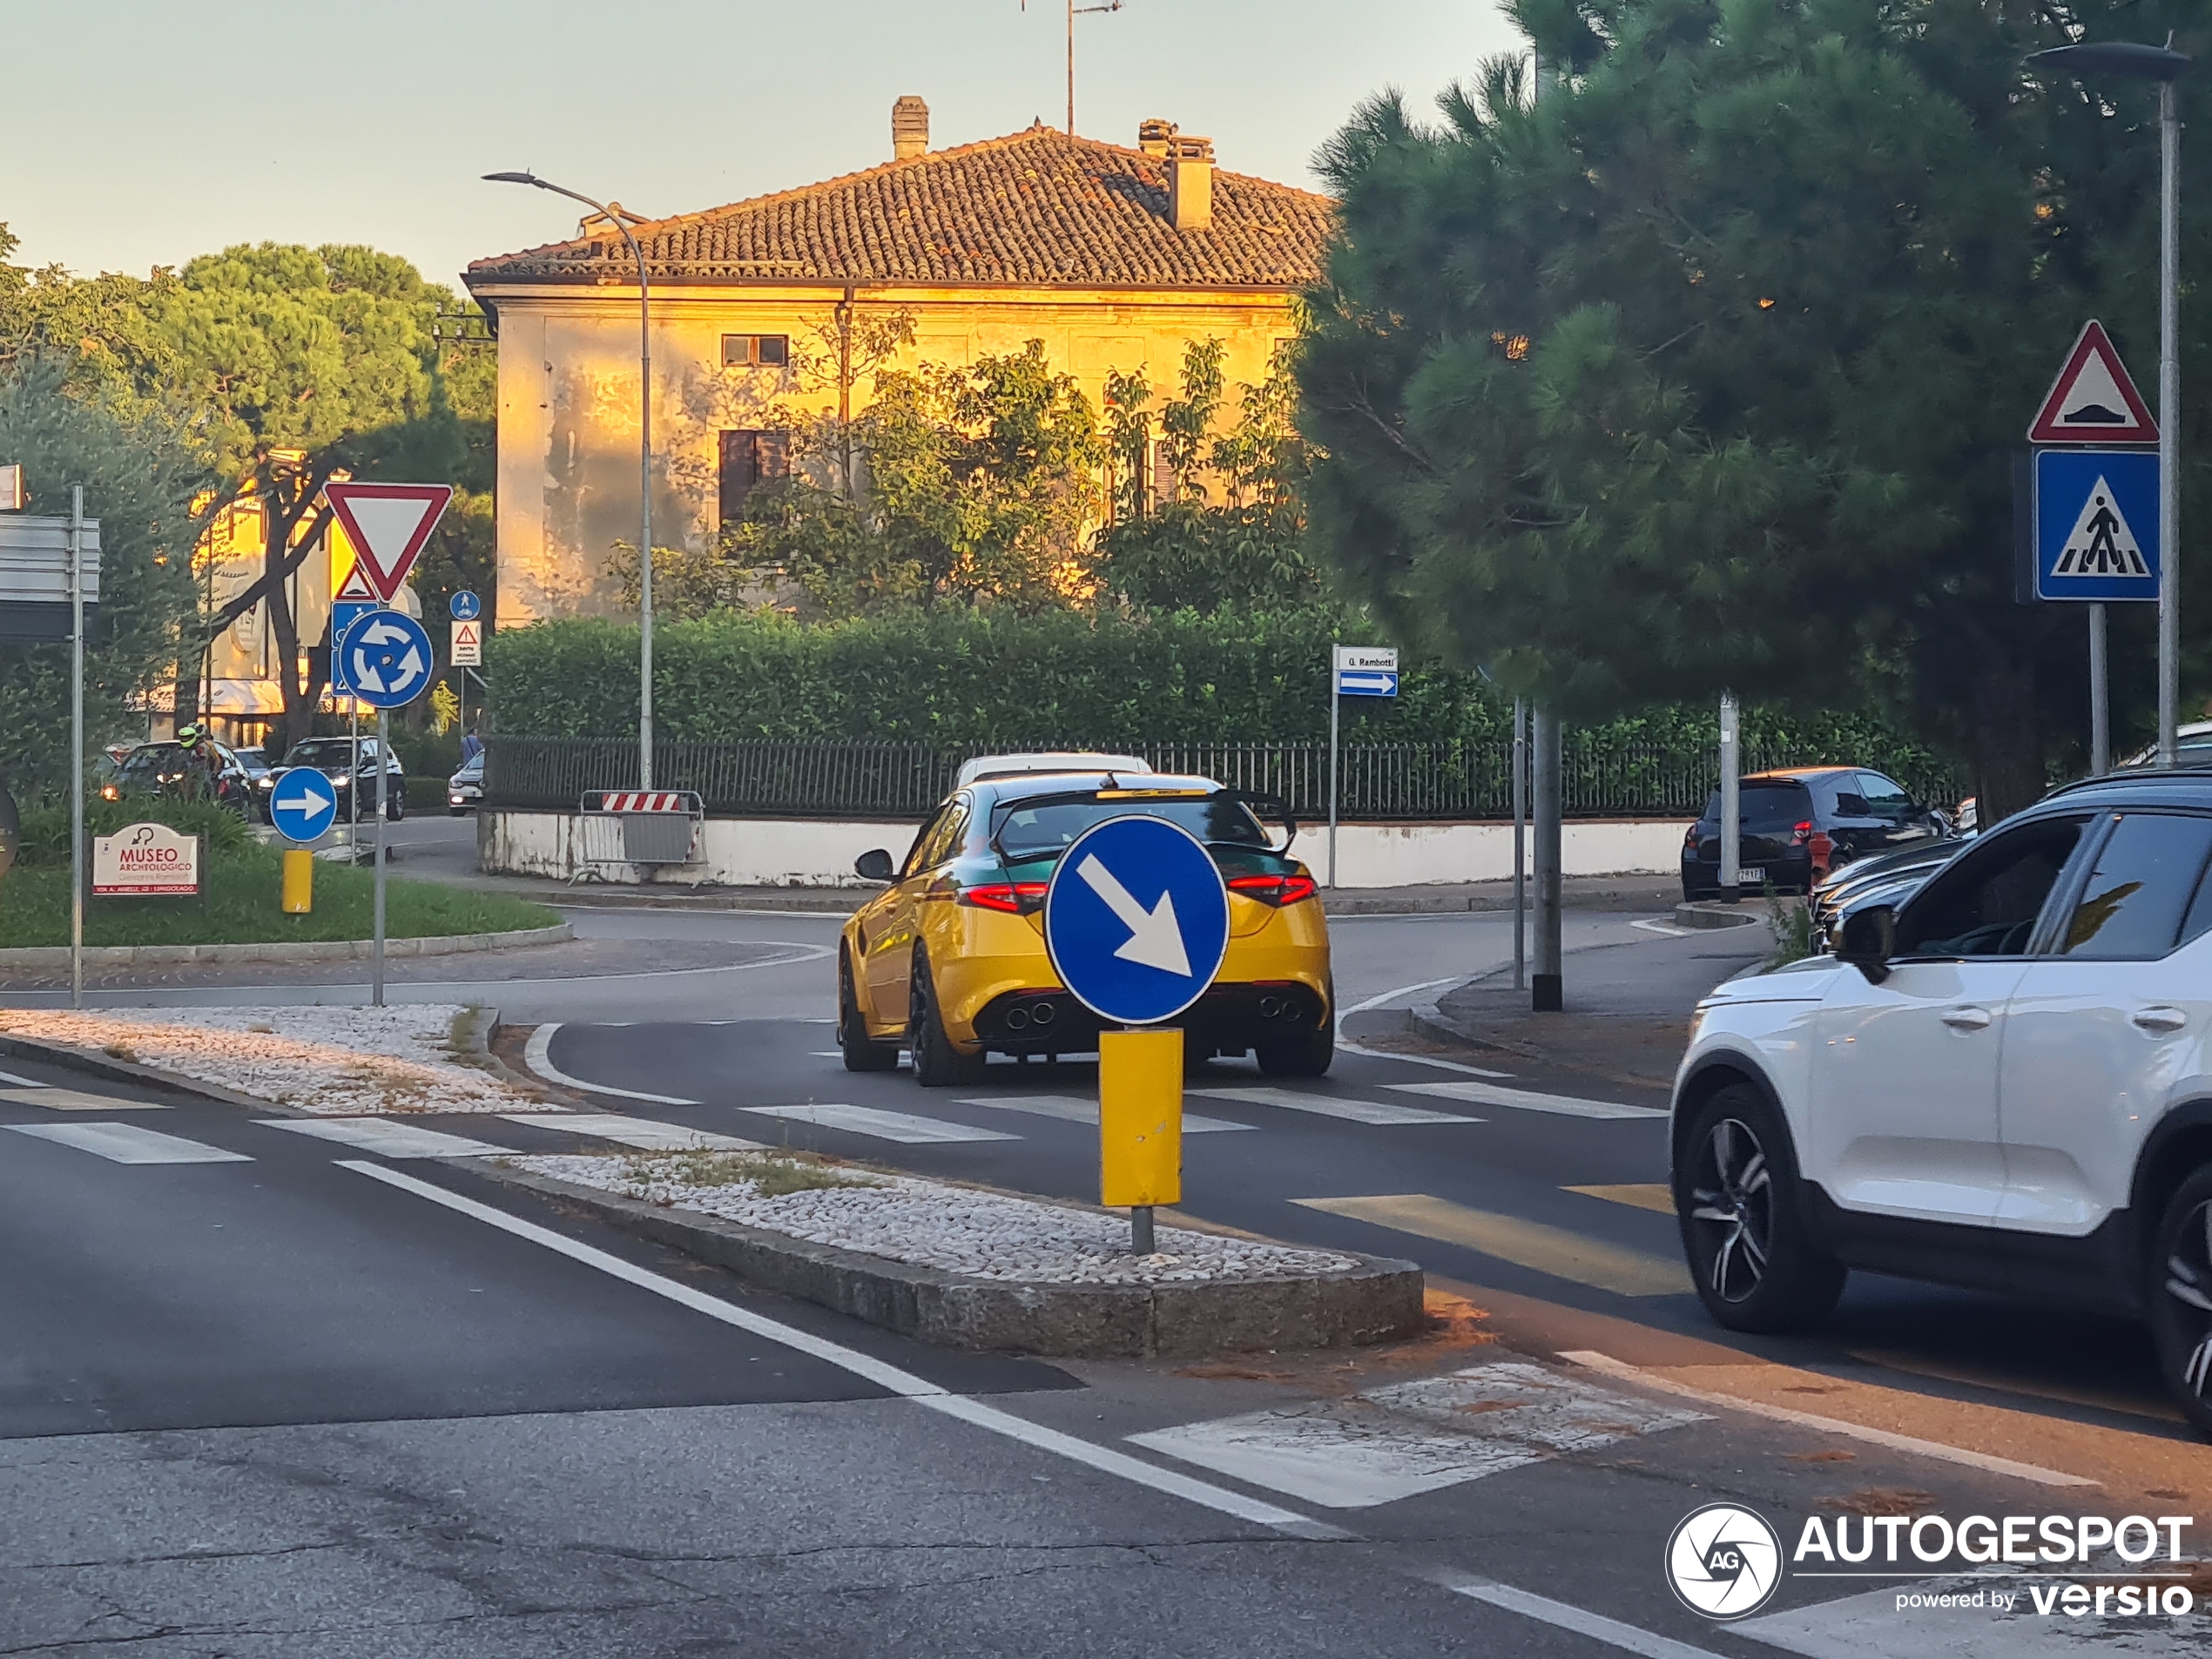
[1836,904,1896,984]
[853,848,895,883]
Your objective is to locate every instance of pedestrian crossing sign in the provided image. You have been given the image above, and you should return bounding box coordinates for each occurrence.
[2033,448,2161,603]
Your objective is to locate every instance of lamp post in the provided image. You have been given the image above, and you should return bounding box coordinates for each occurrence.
[483,170,656,789]
[2028,39,2190,766]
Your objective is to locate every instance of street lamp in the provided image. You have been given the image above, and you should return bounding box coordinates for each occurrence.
[483,169,657,790]
[2028,39,2191,767]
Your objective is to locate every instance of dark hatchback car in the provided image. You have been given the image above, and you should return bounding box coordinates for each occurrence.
[1681,766,1949,900]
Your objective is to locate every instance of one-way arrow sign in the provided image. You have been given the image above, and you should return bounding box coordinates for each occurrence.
[1044,816,1230,1025]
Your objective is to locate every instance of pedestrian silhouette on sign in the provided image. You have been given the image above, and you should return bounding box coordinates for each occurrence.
[2083,495,2123,572]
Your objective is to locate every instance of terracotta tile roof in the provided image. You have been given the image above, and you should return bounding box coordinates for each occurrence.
[466,125,1332,292]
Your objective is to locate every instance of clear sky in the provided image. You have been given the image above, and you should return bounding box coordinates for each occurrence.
[9,0,1523,292]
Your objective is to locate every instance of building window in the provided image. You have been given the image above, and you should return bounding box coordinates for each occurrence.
[1150,439,1179,508]
[719,430,790,523]
[721,334,790,369]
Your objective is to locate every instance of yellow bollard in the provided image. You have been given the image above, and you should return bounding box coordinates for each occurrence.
[1100,1028,1183,1251]
[281,847,314,914]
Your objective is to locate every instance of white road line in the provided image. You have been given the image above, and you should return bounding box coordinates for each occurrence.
[1629,918,1703,939]
[0,1069,50,1087]
[738,1103,1019,1144]
[1419,1568,1720,1659]
[0,1086,167,1111]
[1338,975,1468,1018]
[341,1160,1345,1540]
[1559,1352,2096,1488]
[1390,1081,1669,1121]
[499,1113,766,1152]
[257,1117,509,1159]
[523,1023,701,1106]
[959,1095,1254,1134]
[4,1122,250,1165]
[1190,1085,1479,1126]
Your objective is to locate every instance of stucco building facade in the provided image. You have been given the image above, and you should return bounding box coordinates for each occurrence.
[463,102,1332,626]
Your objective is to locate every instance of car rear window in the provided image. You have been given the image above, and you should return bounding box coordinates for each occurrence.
[1700,781,1815,833]
[2062,812,2212,959]
[993,792,1270,861]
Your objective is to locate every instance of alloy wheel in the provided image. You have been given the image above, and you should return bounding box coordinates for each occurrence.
[2164,1202,2212,1402]
[1689,1116,1773,1304]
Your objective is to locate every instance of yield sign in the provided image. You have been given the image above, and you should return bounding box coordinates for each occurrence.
[324,482,452,601]
[2027,320,2158,445]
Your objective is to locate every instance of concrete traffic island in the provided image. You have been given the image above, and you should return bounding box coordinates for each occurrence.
[484,1153,1426,1359]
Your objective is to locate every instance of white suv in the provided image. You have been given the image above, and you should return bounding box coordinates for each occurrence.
[1672,772,2212,1432]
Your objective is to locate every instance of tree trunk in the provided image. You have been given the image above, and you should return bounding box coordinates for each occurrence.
[1969,654,2046,827]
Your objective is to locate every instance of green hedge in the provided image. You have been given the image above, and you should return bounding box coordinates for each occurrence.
[483,609,1956,781]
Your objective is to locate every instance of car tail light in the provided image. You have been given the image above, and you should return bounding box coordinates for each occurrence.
[1791,819,1816,845]
[1227,872,1318,907]
[958,881,1049,914]
[1683,824,1700,850]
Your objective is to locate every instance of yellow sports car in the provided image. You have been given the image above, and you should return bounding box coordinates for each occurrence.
[838,765,1333,1085]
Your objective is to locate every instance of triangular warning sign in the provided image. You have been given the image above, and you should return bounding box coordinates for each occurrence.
[2029,320,2158,445]
[2054,475,2151,577]
[324,482,453,602]
[334,561,375,602]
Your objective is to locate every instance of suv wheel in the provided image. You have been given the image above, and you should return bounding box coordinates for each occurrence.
[1676,1084,1845,1332]
[385,785,406,822]
[1258,1013,1334,1078]
[908,950,984,1088]
[2148,1167,2212,1438]
[838,950,899,1074]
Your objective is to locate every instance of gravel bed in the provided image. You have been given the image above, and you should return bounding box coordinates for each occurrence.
[0,1005,543,1116]
[512,1152,1361,1285]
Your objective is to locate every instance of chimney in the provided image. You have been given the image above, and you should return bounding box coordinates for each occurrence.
[892,96,929,160]
[1167,134,1213,232]
[1136,118,1176,157]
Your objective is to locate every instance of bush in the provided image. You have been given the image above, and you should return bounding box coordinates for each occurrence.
[13,795,254,867]
[482,607,1959,786]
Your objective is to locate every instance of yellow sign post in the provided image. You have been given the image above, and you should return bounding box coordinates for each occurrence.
[1099,1027,1183,1253]
[281,848,314,914]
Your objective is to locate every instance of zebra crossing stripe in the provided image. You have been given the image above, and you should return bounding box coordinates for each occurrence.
[1190,1085,1478,1126]
[737,1103,1018,1144]
[5,1122,249,1164]
[256,1117,508,1158]
[1387,1081,1667,1120]
[0,1086,169,1111]
[960,1095,1254,1134]
[499,1113,766,1151]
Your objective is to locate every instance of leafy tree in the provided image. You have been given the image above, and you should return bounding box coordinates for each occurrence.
[0,358,208,799]
[1299,0,2212,820]
[0,225,176,397]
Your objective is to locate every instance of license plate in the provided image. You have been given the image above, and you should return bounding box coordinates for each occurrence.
[1738,867,1764,882]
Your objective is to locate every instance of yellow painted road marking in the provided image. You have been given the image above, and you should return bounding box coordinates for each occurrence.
[1563,1183,1673,1215]
[1292,1194,1691,1297]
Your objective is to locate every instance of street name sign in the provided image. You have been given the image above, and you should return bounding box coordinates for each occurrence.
[1334,644,1399,698]
[324,482,452,602]
[450,617,482,666]
[267,767,340,845]
[2028,320,2158,446]
[337,609,436,708]
[449,589,481,621]
[2033,448,2161,602]
[92,822,199,895]
[1042,816,1230,1026]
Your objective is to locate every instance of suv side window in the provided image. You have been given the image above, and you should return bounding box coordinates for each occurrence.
[1893,815,2087,959]
[900,806,951,878]
[2060,812,2212,959]
[905,795,970,876]
[1855,772,1914,823]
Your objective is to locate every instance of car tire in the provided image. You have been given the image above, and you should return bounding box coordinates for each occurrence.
[908,950,984,1088]
[2147,1165,2212,1439]
[1257,1018,1334,1078]
[1675,1083,1844,1333]
[839,950,899,1074]
[386,787,406,822]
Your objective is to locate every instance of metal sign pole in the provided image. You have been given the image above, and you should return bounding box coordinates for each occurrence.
[1532,705,1562,1012]
[2158,77,2182,766]
[1327,651,1340,889]
[1718,693,1741,902]
[68,485,84,1011]
[1512,697,1526,991]
[2089,604,2111,775]
[374,709,388,1007]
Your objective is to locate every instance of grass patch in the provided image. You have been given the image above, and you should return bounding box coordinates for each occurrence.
[0,847,556,948]
[618,1147,884,1198]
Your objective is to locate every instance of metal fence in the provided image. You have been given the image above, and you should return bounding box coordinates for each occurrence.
[486,737,1970,824]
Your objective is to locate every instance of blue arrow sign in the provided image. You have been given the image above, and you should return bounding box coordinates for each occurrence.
[2034,449,2161,603]
[1336,671,1399,698]
[449,590,481,621]
[1042,815,1231,1026]
[337,609,435,709]
[267,766,339,845]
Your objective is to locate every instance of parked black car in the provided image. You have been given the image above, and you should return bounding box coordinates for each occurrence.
[273,736,407,821]
[1809,833,1969,951]
[1681,766,1950,900]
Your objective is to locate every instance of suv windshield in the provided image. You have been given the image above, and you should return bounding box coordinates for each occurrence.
[993,792,1270,861]
[283,738,375,768]
[1702,780,1815,833]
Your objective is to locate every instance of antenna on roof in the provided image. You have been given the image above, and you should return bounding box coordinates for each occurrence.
[1022,0,1123,135]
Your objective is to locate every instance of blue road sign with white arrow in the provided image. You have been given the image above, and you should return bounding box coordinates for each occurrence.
[337,609,436,709]
[1333,644,1399,698]
[2034,448,2161,603]
[1337,671,1399,697]
[266,766,339,845]
[449,590,481,621]
[1042,816,1231,1026]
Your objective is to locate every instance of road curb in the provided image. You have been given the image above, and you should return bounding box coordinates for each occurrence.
[1669,901,1761,930]
[0,1030,298,1114]
[476,1163,1426,1359]
[0,921,573,969]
